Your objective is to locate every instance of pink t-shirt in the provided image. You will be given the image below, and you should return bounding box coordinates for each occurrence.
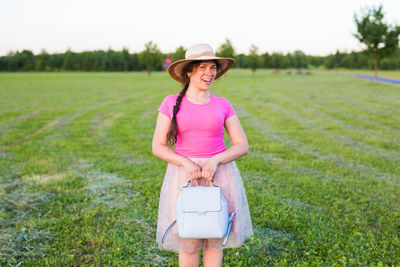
[157,93,236,158]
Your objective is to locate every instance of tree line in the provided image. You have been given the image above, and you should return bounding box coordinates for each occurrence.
[1,44,399,72]
[0,48,144,72]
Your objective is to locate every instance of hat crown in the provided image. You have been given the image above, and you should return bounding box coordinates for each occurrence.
[185,44,215,59]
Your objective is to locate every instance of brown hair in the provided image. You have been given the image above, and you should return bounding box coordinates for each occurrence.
[167,60,220,148]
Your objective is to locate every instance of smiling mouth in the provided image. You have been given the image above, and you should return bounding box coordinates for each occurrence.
[202,78,213,82]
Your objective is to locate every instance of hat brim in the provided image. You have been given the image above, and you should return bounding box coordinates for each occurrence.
[168,56,235,83]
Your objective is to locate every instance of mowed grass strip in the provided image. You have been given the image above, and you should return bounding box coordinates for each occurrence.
[0,70,399,266]
[244,83,400,165]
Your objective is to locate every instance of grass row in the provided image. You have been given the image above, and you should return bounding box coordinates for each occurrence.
[0,70,399,266]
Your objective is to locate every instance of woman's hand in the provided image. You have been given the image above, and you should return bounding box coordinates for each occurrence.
[201,157,220,181]
[182,159,203,180]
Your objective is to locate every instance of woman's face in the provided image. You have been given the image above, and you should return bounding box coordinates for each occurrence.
[187,61,218,90]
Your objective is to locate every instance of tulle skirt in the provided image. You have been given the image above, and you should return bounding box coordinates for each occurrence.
[156,157,254,253]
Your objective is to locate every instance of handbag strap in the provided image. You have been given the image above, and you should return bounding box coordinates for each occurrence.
[222,212,236,246]
[162,220,176,244]
[184,179,217,188]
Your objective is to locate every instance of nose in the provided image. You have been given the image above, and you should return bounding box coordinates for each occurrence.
[206,66,213,76]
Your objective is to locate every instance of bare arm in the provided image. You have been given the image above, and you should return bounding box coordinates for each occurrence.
[152,112,189,166]
[212,114,249,165]
[152,112,205,180]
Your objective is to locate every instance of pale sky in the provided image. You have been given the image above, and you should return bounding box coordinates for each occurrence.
[0,0,399,56]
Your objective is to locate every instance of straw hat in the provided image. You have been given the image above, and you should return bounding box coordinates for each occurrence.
[168,43,235,83]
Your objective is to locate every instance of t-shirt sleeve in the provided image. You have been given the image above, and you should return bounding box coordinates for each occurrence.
[224,98,236,120]
[158,95,173,119]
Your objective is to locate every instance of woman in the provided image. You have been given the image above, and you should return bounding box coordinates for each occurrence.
[152,43,253,267]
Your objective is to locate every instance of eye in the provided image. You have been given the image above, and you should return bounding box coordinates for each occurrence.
[211,65,217,70]
[200,65,206,69]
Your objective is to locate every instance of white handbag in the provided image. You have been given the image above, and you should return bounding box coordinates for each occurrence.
[162,179,235,245]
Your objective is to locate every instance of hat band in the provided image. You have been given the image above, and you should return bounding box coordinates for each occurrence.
[186,51,214,59]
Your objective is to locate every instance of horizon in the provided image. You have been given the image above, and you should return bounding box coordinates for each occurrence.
[0,43,376,57]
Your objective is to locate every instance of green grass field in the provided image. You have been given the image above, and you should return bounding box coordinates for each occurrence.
[1,70,399,266]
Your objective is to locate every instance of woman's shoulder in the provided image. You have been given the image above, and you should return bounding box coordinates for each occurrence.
[212,94,233,105]
[161,94,179,103]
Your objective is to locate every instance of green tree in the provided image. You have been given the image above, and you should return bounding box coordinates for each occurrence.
[216,39,236,66]
[139,41,162,75]
[35,49,50,71]
[247,44,260,74]
[100,50,110,71]
[172,46,185,62]
[324,55,334,69]
[236,54,246,68]
[63,49,74,71]
[270,52,284,69]
[216,39,235,57]
[293,50,307,69]
[354,5,400,80]
[261,53,271,68]
[131,53,140,71]
[281,53,291,69]
[101,48,123,71]
[82,51,96,71]
[19,50,34,71]
[122,47,130,72]
[340,53,357,69]
[48,53,63,71]
[309,55,324,68]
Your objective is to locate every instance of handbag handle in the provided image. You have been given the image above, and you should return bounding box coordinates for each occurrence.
[183,179,217,188]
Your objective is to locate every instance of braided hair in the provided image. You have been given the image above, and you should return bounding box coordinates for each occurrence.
[166,60,220,148]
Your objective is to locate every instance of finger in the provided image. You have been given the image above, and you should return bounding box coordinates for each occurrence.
[192,171,198,180]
